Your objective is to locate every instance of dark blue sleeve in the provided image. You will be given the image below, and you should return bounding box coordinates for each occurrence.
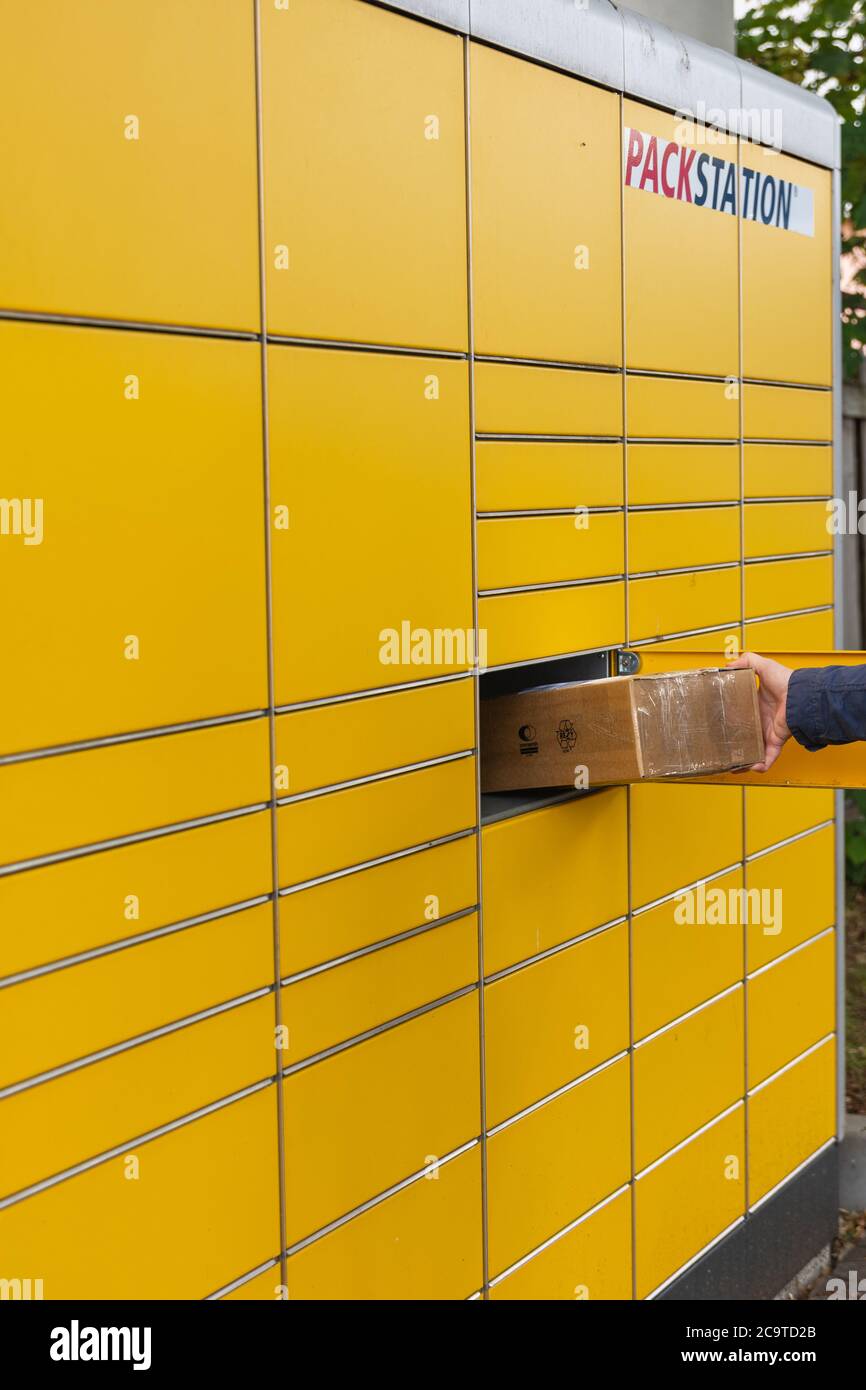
[786,665,866,751]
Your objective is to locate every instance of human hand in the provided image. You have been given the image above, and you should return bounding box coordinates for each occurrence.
[729,652,793,772]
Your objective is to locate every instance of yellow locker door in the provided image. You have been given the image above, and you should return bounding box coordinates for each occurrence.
[741,144,833,387]
[0,322,268,754]
[623,105,739,377]
[268,345,473,704]
[0,0,259,330]
[470,44,622,365]
[262,0,467,350]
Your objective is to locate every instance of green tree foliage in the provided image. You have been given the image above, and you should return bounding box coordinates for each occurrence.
[737,1,866,377]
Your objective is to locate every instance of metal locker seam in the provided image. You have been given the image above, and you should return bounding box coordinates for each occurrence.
[832,158,846,1143]
[479,575,625,597]
[253,0,288,1290]
[474,354,623,373]
[631,619,744,648]
[628,500,741,513]
[265,332,468,359]
[629,562,740,580]
[743,602,834,625]
[0,306,259,343]
[737,122,750,1219]
[478,506,624,519]
[618,78,637,1292]
[207,1257,282,1301]
[477,433,623,443]
[743,378,834,391]
[463,29,491,1297]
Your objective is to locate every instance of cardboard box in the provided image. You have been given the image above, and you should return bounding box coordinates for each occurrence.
[480,667,764,791]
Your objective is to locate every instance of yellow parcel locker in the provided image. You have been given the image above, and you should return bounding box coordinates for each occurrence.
[0,810,272,980]
[741,143,833,386]
[744,444,833,499]
[628,506,740,574]
[486,1056,631,1278]
[0,903,275,1090]
[262,0,467,350]
[744,501,832,560]
[743,384,832,441]
[277,756,476,887]
[475,362,622,438]
[628,566,740,643]
[283,993,480,1244]
[484,922,629,1126]
[0,995,274,1201]
[748,1038,836,1206]
[635,1105,745,1298]
[746,825,835,971]
[628,443,740,506]
[0,0,259,330]
[0,1088,281,1300]
[476,441,624,512]
[745,786,834,856]
[626,376,739,440]
[280,913,478,1064]
[286,1147,482,1301]
[632,868,744,1040]
[0,719,270,871]
[268,345,472,704]
[480,579,625,667]
[481,790,627,976]
[747,930,836,1088]
[0,322,268,754]
[470,44,622,365]
[274,677,475,796]
[623,105,739,377]
[745,555,833,620]
[631,783,742,909]
[279,836,477,976]
[477,513,624,591]
[746,609,835,649]
[633,987,744,1171]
